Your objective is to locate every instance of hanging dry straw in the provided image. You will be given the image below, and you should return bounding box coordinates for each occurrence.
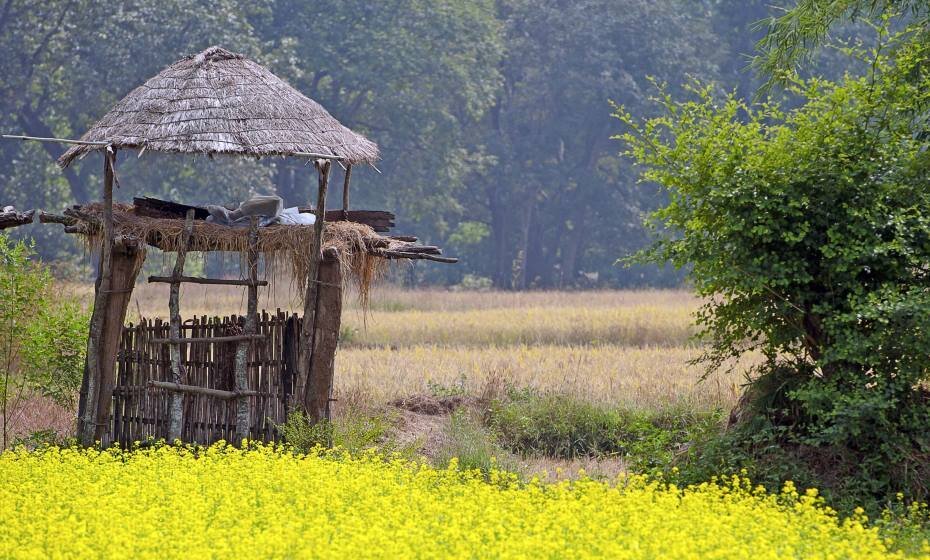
[74,204,395,305]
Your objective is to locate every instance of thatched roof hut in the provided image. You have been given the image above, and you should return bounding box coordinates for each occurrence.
[58,46,379,167]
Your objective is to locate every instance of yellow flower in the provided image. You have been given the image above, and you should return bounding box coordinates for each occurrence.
[0,444,919,559]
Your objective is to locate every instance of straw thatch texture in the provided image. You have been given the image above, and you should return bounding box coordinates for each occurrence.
[59,46,379,167]
[72,204,407,305]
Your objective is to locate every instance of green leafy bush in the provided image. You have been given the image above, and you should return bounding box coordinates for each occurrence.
[618,29,930,504]
[486,390,722,470]
[20,300,88,408]
[0,234,88,448]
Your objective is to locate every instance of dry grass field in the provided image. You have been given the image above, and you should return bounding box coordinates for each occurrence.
[65,283,744,412]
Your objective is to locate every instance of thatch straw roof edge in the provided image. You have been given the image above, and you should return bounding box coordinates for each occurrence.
[59,46,379,167]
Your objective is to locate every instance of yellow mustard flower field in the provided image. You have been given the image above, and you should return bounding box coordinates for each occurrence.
[1,443,924,560]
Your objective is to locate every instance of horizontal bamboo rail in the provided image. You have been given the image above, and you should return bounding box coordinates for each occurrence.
[148,381,258,400]
[148,275,268,286]
[1,134,110,146]
[152,334,266,344]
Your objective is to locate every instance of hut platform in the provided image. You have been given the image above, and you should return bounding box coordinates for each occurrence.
[40,202,455,297]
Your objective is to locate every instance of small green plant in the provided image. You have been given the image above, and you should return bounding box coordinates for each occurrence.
[427,374,469,398]
[435,409,516,475]
[11,428,68,449]
[339,324,359,345]
[279,407,416,458]
[453,274,493,292]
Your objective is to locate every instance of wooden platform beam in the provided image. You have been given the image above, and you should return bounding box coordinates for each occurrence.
[0,208,34,230]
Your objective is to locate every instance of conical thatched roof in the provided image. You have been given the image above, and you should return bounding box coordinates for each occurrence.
[59,46,379,167]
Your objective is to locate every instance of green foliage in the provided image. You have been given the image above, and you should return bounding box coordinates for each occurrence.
[0,234,88,448]
[485,389,722,471]
[755,1,928,87]
[435,409,516,475]
[20,299,88,408]
[618,29,930,504]
[279,408,416,459]
[0,235,51,448]
[876,498,930,556]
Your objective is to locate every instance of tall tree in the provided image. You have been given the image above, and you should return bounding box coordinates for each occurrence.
[464,0,721,288]
[253,0,503,239]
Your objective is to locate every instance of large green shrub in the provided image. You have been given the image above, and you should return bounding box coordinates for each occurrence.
[617,32,930,503]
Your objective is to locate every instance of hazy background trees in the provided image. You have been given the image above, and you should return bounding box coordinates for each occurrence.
[0,0,861,288]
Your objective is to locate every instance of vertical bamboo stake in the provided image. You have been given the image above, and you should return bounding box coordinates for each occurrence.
[234,218,259,444]
[79,147,117,446]
[298,160,331,413]
[167,210,195,442]
[341,164,352,219]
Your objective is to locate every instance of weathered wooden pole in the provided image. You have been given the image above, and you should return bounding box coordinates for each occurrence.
[341,164,352,219]
[166,211,195,442]
[92,239,144,444]
[297,160,331,412]
[78,147,117,446]
[305,256,343,422]
[234,218,259,444]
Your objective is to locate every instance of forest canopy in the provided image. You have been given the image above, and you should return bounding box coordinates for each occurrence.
[0,0,849,288]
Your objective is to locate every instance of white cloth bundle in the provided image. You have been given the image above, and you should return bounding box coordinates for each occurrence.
[206,196,315,227]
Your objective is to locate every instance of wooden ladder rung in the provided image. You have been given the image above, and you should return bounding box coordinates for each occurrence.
[148,275,268,286]
[152,334,267,344]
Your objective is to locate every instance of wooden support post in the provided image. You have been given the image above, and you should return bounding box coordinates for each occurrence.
[305,257,343,423]
[78,148,117,446]
[93,240,144,444]
[341,164,352,219]
[166,210,195,442]
[297,160,331,413]
[234,218,259,444]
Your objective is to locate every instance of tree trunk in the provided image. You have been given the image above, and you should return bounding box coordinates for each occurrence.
[78,149,116,446]
[92,241,144,445]
[273,161,303,207]
[512,203,534,290]
[559,207,587,288]
[305,258,343,423]
[488,186,511,289]
[297,161,331,412]
[525,206,546,288]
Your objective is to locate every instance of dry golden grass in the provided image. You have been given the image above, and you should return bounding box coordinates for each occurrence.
[335,344,747,411]
[343,305,696,348]
[64,282,736,411]
[85,283,698,347]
